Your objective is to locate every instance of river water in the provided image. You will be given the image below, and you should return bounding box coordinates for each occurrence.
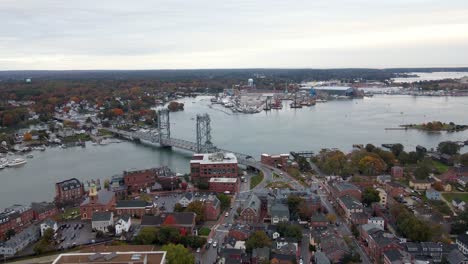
[1,95,467,209]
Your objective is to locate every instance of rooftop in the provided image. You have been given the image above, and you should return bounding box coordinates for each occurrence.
[52,251,166,264]
[333,182,360,192]
[190,152,238,165]
[313,86,353,91]
[91,211,113,222]
[56,178,82,191]
[339,195,363,210]
[115,200,149,208]
[209,177,238,183]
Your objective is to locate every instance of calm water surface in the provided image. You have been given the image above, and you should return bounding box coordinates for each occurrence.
[1,95,467,209]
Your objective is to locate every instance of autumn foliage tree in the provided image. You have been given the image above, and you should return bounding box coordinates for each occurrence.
[358,155,387,175]
[23,133,33,141]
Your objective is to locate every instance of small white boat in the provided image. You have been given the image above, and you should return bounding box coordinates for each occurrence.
[0,164,5,169]
[7,158,27,167]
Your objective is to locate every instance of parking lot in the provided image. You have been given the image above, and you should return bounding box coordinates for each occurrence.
[57,221,94,249]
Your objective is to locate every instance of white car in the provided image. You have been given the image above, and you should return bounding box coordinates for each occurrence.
[208,238,213,244]
[225,212,229,217]
[299,258,303,264]
[213,241,218,248]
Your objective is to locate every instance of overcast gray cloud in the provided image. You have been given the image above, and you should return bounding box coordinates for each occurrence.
[1,0,468,70]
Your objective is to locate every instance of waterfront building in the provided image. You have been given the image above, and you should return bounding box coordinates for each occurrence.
[55,178,85,205]
[209,177,239,193]
[260,153,290,169]
[123,168,158,193]
[190,152,238,183]
[0,204,34,240]
[80,184,116,220]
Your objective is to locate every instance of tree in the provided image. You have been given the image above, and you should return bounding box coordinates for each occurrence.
[33,240,49,254]
[451,210,468,234]
[391,144,404,157]
[107,225,116,234]
[351,224,359,238]
[6,229,15,239]
[217,193,231,211]
[103,179,110,190]
[186,201,205,223]
[438,141,460,155]
[358,155,387,175]
[362,188,381,206]
[156,226,181,244]
[162,243,195,264]
[174,203,184,212]
[134,227,157,244]
[277,223,302,240]
[246,231,272,252]
[365,144,376,152]
[326,213,337,223]
[414,160,432,179]
[111,108,124,116]
[460,153,468,167]
[287,195,305,219]
[298,201,314,219]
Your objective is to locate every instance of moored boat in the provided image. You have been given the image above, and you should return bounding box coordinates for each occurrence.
[7,158,27,167]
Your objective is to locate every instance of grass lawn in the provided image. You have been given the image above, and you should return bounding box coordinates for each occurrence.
[442,192,468,203]
[250,172,264,189]
[266,181,292,189]
[432,161,449,174]
[59,208,80,220]
[199,227,211,236]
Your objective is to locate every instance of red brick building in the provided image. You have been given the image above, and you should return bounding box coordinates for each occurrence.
[141,212,196,235]
[391,166,404,178]
[80,185,116,220]
[115,200,156,218]
[240,194,261,223]
[362,228,401,263]
[123,168,158,193]
[0,205,34,240]
[55,178,85,205]
[190,152,238,183]
[204,195,221,221]
[31,202,58,222]
[209,178,239,193]
[384,182,407,198]
[228,225,251,240]
[260,153,289,169]
[330,181,362,201]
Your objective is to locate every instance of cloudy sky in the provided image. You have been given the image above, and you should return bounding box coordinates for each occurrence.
[1,0,468,70]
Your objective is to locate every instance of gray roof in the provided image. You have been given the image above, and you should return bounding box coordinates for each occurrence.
[31,202,56,214]
[0,225,39,248]
[270,203,289,219]
[115,200,148,208]
[244,194,261,214]
[315,251,331,264]
[183,193,193,201]
[311,213,328,222]
[81,190,115,206]
[252,247,270,259]
[447,249,467,264]
[91,211,113,222]
[339,195,362,210]
[141,212,195,227]
[334,182,360,192]
[383,249,403,262]
[56,178,82,191]
[457,234,468,247]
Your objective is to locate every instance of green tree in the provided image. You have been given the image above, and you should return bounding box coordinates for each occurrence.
[246,231,272,252]
[217,193,231,211]
[186,201,205,223]
[391,144,404,157]
[107,225,116,234]
[397,151,410,165]
[174,203,184,212]
[134,227,157,244]
[362,187,381,206]
[5,229,15,239]
[277,223,302,240]
[438,141,460,155]
[351,224,359,238]
[287,195,305,219]
[365,144,376,152]
[414,160,433,179]
[459,153,468,167]
[451,210,468,234]
[162,243,195,264]
[156,226,181,244]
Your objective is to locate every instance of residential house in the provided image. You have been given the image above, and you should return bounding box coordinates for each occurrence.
[377,188,388,207]
[452,199,466,211]
[240,194,261,223]
[363,228,400,262]
[115,200,155,217]
[425,188,441,200]
[228,224,252,241]
[141,212,196,235]
[31,202,58,221]
[80,185,116,220]
[115,215,131,236]
[457,234,468,255]
[383,249,412,264]
[409,179,431,190]
[204,195,221,221]
[377,175,392,184]
[0,225,40,256]
[338,195,363,219]
[179,193,194,208]
[458,176,468,187]
[320,234,350,263]
[252,247,270,264]
[447,249,468,264]
[384,182,407,198]
[91,212,114,233]
[391,166,404,179]
[270,203,290,224]
[350,212,369,225]
[40,219,58,236]
[310,213,328,229]
[331,181,362,200]
[368,217,385,230]
[404,242,445,263]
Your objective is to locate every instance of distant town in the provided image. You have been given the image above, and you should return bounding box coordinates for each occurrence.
[0,69,468,264]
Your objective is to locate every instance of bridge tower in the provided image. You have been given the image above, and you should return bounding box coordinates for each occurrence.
[157,109,171,146]
[196,114,215,153]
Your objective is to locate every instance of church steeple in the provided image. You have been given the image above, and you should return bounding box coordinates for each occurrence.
[89,183,98,204]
